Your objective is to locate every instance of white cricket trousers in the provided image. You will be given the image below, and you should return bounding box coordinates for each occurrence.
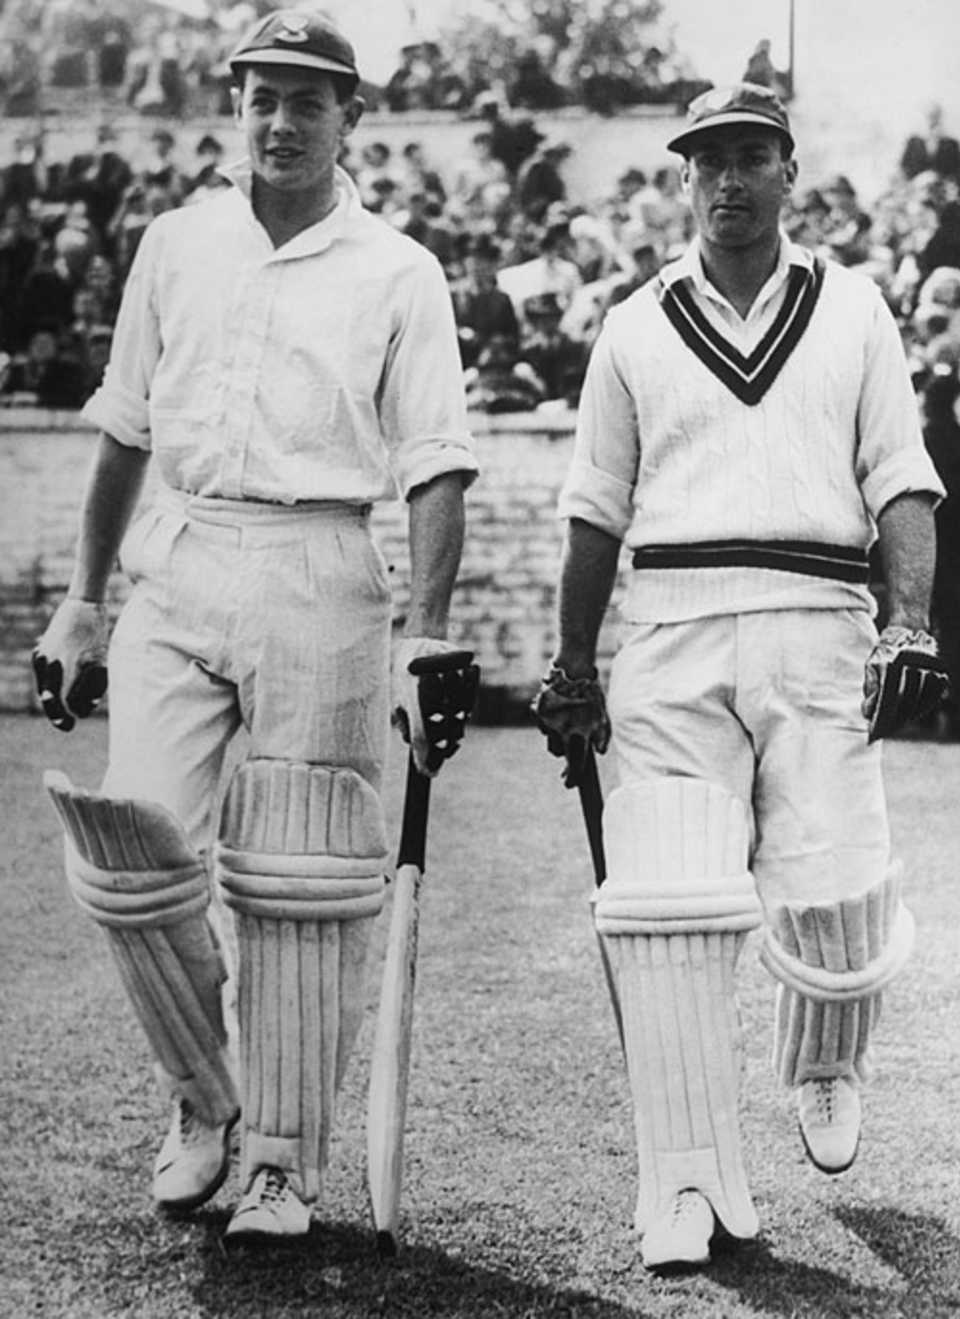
[101,485,393,854]
[607,607,890,910]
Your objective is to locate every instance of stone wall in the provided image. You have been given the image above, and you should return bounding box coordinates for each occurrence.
[0,408,630,719]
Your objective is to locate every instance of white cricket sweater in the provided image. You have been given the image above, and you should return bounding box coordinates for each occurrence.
[559,237,944,622]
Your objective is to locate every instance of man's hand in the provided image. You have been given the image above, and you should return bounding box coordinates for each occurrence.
[532,663,611,788]
[32,599,109,732]
[391,637,479,776]
[862,624,950,742]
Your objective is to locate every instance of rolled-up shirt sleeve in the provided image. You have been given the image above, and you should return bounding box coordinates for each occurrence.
[81,222,163,450]
[379,253,478,498]
[856,290,944,515]
[558,322,638,538]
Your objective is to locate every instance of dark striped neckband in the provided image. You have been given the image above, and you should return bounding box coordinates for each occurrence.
[658,257,825,406]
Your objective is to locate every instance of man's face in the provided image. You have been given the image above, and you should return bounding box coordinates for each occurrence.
[235,65,361,197]
[683,127,796,251]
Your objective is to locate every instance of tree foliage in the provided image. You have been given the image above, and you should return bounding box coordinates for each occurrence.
[438,0,697,113]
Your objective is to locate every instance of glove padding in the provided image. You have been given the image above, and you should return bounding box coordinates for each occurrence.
[862,624,950,742]
[391,638,480,776]
[532,664,611,788]
[32,598,109,733]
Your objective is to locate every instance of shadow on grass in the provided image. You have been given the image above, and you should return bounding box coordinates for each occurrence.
[836,1204,960,1311]
[190,1212,646,1319]
[702,1206,960,1319]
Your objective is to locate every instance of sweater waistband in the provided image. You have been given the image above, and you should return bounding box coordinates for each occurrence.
[631,539,870,584]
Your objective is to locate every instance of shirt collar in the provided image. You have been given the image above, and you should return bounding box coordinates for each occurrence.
[222,160,361,256]
[661,232,813,300]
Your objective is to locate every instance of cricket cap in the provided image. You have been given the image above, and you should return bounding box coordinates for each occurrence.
[667,82,794,156]
[229,9,359,81]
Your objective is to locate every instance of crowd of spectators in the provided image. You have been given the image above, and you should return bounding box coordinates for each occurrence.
[0,119,233,406]
[0,0,707,122]
[4,100,960,422]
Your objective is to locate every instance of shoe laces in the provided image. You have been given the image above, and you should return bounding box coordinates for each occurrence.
[258,1168,291,1205]
[812,1078,840,1121]
[177,1099,202,1144]
[671,1190,706,1225]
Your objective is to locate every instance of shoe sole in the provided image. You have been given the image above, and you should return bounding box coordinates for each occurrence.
[798,1120,860,1176]
[223,1222,312,1249]
[642,1250,711,1273]
[155,1111,240,1217]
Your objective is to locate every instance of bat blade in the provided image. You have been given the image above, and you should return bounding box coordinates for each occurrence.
[366,858,423,1256]
[577,748,625,1051]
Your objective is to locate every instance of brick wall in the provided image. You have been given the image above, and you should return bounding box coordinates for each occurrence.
[0,409,629,718]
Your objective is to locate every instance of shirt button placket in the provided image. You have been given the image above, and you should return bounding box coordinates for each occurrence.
[225,260,275,498]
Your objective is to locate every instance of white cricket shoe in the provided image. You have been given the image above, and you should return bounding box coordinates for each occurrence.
[152,1098,237,1214]
[641,1189,714,1270]
[224,1167,312,1243]
[797,1075,861,1174]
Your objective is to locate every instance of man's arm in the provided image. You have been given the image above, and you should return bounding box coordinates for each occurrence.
[391,471,475,776]
[554,516,623,676]
[404,471,466,638]
[531,517,620,786]
[33,433,150,731]
[875,490,937,629]
[862,490,948,738]
[67,432,152,601]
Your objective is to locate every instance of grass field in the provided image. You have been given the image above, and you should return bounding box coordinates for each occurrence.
[2,712,960,1318]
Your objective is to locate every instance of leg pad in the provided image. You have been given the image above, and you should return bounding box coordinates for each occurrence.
[43,771,238,1126]
[217,759,389,1202]
[760,866,914,1086]
[594,777,763,1241]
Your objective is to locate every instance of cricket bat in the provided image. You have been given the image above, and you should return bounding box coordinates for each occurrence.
[366,750,430,1257]
[577,746,625,1049]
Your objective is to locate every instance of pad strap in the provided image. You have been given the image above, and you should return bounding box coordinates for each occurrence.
[760,904,914,1001]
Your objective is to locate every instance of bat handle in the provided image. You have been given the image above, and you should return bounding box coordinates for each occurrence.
[397,752,430,871]
[577,746,606,886]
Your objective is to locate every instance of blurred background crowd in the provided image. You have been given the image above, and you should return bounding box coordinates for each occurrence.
[3,86,960,426]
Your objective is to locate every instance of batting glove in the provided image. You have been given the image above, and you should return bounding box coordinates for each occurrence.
[532,663,611,788]
[391,637,480,776]
[32,598,109,733]
[862,624,950,742]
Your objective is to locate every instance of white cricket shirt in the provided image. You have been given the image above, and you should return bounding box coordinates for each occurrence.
[83,165,477,504]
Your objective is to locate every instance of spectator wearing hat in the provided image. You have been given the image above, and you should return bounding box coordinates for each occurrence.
[912,265,960,344]
[604,226,662,308]
[498,205,581,332]
[900,103,960,185]
[185,134,230,202]
[355,139,401,212]
[820,173,873,267]
[450,129,510,224]
[141,128,187,206]
[35,6,477,1250]
[515,136,572,224]
[398,140,447,210]
[63,124,134,249]
[393,189,457,267]
[452,232,519,368]
[518,290,588,406]
[536,80,944,1271]
[475,92,543,179]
